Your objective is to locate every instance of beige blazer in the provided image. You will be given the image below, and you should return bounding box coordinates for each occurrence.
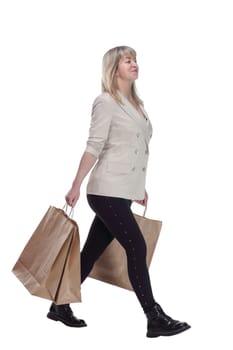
[85,92,153,200]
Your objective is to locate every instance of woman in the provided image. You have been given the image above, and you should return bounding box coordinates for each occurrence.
[47,46,191,338]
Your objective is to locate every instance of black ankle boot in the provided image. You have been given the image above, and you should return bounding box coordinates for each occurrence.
[47,303,87,327]
[145,303,191,337]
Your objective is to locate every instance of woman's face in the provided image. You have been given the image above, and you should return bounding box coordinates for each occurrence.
[116,54,139,82]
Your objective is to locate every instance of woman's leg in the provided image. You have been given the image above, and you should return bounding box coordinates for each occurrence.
[81,214,114,283]
[86,194,156,312]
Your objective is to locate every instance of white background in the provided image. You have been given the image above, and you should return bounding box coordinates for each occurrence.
[0,0,232,349]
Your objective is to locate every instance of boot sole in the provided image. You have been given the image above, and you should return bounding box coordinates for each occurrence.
[147,324,191,338]
[47,312,87,328]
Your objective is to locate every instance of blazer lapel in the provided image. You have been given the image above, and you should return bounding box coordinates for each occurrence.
[117,92,153,144]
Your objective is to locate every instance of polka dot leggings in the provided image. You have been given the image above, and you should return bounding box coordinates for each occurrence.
[81,194,156,313]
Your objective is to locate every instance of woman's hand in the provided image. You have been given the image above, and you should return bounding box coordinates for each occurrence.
[65,184,80,208]
[134,190,148,207]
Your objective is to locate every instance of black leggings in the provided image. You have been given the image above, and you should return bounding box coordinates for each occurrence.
[80,194,156,313]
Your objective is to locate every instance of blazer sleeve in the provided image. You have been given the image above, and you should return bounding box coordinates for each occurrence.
[85,95,112,158]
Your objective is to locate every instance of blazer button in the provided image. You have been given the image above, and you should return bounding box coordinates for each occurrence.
[142,167,146,172]
[145,150,149,155]
[134,149,138,154]
[131,166,136,171]
[136,133,140,138]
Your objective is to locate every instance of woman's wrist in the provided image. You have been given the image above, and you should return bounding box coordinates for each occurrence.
[72,179,81,189]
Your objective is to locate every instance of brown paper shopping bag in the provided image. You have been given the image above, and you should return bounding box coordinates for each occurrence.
[89,207,162,291]
[12,206,81,304]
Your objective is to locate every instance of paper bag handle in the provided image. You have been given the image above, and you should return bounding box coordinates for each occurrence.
[142,206,147,217]
[134,202,147,217]
[63,203,74,218]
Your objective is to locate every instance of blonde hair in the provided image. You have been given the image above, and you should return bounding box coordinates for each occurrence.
[101,46,143,106]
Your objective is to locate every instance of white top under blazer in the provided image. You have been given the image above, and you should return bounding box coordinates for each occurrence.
[85,92,153,200]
